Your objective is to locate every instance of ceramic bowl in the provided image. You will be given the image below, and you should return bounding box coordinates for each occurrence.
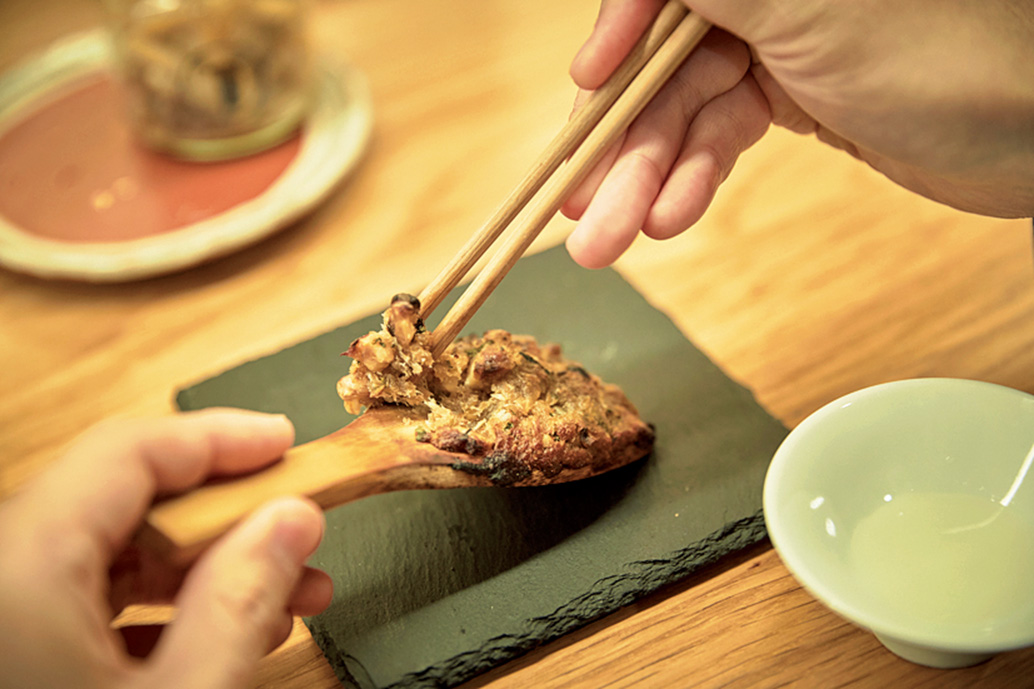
[764,378,1034,668]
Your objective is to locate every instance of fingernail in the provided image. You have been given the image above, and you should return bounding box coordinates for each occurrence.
[238,412,295,440]
[253,412,291,427]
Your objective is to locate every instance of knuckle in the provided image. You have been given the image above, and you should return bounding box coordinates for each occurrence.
[623,149,667,192]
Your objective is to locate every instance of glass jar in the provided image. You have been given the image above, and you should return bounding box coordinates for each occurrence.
[106,0,313,161]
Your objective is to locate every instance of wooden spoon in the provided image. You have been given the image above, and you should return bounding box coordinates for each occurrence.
[136,406,646,564]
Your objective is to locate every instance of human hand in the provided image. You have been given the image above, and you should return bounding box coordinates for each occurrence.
[0,409,331,689]
[564,0,1034,268]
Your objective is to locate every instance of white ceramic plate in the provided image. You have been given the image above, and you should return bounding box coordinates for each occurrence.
[0,30,372,282]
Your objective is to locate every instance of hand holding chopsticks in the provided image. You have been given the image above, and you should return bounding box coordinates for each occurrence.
[420,2,712,356]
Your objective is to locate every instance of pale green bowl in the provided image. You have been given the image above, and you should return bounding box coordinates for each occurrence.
[764,378,1034,668]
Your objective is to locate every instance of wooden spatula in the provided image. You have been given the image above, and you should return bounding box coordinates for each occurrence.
[136,405,644,564]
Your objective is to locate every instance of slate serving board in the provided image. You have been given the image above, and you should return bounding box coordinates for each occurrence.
[176,246,788,689]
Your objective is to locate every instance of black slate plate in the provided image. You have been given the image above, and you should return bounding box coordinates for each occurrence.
[176,246,788,689]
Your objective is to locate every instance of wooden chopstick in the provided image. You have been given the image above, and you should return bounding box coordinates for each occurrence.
[426,10,713,357]
[417,0,690,320]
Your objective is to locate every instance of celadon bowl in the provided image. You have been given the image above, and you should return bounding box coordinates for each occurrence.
[764,378,1034,668]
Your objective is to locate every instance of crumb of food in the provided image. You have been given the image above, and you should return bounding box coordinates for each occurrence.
[337,293,654,484]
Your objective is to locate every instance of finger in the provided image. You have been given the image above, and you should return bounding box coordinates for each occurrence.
[570,0,669,90]
[266,613,296,654]
[566,150,663,268]
[619,29,751,176]
[749,62,816,135]
[567,28,748,223]
[29,410,295,563]
[110,553,332,620]
[288,567,334,618]
[561,129,626,221]
[147,497,324,689]
[120,617,302,665]
[113,577,319,660]
[563,82,627,221]
[567,30,750,267]
[645,73,770,238]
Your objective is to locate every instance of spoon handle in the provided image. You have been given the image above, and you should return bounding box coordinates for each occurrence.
[135,409,465,564]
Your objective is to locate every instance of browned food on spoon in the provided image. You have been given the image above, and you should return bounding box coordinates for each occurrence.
[336,293,654,486]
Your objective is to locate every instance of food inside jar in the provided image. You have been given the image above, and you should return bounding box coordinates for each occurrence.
[114,0,311,156]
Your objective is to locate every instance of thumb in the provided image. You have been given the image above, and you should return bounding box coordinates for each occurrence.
[146,497,325,689]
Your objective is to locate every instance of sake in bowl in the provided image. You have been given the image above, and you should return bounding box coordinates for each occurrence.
[763,378,1034,668]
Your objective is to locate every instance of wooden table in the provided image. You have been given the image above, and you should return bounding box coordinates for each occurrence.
[3,0,1034,687]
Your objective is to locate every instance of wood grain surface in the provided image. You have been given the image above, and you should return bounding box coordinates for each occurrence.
[3,0,1034,687]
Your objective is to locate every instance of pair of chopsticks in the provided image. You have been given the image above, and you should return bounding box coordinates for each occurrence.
[420,2,712,356]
